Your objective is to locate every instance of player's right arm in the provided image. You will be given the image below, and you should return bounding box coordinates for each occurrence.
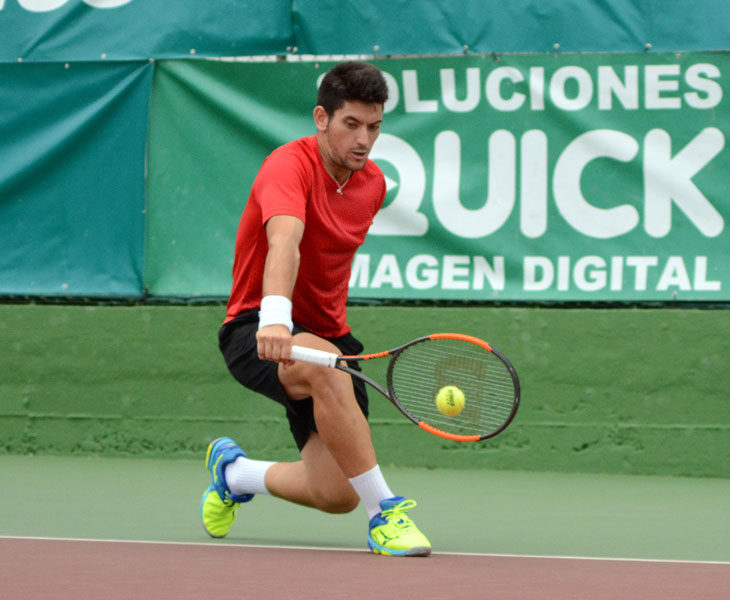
[256,214,305,364]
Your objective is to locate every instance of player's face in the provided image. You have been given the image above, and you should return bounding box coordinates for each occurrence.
[315,100,383,181]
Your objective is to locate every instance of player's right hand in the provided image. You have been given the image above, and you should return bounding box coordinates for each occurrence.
[256,324,294,366]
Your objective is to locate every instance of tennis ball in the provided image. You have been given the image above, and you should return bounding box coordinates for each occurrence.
[435,385,465,416]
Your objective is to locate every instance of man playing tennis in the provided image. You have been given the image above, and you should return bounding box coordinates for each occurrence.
[201,61,431,556]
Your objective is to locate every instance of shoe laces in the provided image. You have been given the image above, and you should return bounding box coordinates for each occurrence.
[380,499,418,529]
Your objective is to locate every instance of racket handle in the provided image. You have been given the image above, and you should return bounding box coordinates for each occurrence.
[290,345,339,368]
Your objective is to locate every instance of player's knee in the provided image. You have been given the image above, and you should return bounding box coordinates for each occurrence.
[312,488,359,514]
[321,496,359,514]
[308,368,353,408]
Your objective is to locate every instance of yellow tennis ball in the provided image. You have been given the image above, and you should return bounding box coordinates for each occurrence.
[435,385,465,416]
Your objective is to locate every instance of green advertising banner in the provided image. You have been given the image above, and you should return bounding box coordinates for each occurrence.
[146,60,315,298]
[147,53,729,302]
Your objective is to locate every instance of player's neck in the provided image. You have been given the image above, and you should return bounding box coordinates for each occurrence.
[316,135,351,184]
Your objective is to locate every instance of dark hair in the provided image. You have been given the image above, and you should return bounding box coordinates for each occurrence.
[316,61,389,117]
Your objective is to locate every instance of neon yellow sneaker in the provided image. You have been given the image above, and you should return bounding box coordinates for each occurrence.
[200,437,254,538]
[368,497,432,556]
[200,488,238,538]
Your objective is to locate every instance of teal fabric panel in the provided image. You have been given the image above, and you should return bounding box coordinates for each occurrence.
[2,1,728,63]
[0,61,153,296]
[292,0,730,55]
[0,1,293,62]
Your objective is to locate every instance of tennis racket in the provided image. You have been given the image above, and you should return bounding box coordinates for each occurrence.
[289,333,520,442]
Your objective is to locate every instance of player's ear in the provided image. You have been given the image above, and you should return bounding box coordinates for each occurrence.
[313,105,329,132]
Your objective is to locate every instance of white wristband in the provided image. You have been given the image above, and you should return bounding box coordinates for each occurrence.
[258,295,293,333]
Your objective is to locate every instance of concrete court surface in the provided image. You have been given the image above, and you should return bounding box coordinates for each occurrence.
[0,455,728,563]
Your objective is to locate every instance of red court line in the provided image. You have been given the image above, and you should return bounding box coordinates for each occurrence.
[1,536,728,600]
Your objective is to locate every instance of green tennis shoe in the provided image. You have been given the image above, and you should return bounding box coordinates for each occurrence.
[200,487,238,538]
[368,497,431,556]
[200,437,253,538]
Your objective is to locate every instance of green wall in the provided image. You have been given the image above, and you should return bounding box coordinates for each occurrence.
[1,303,727,478]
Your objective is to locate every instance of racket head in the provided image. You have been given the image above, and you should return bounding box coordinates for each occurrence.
[385,333,520,442]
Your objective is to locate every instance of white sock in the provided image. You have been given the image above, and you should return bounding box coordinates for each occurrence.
[348,464,394,519]
[224,457,275,497]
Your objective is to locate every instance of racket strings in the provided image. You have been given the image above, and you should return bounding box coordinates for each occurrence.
[389,338,517,437]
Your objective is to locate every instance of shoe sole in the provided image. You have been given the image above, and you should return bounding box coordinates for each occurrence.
[368,539,432,557]
[200,486,228,539]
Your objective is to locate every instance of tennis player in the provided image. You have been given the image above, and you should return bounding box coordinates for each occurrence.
[201,61,431,556]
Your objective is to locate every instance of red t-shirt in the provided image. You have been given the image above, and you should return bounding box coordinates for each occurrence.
[225,135,386,337]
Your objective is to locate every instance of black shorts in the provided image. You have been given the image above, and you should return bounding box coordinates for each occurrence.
[218,309,369,451]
